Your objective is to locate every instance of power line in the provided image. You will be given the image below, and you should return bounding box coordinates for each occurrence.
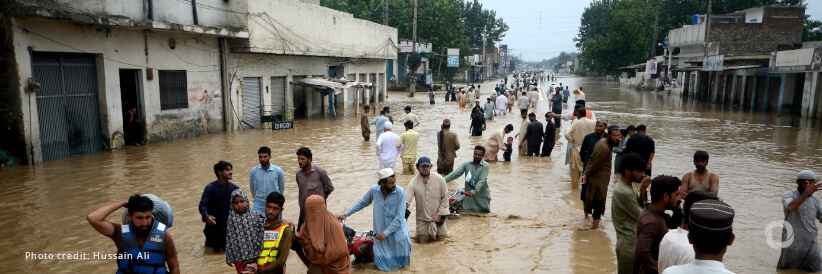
[11,23,217,72]
[170,0,248,14]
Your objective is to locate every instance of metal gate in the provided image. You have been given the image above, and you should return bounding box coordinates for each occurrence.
[270,76,285,116]
[242,77,261,127]
[33,52,103,161]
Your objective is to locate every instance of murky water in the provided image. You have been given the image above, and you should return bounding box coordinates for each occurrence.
[2,76,821,273]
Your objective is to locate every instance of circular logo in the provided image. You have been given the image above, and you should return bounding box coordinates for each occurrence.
[765,220,794,249]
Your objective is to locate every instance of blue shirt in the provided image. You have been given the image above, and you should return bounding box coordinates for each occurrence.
[345,185,412,271]
[370,116,389,140]
[249,164,285,214]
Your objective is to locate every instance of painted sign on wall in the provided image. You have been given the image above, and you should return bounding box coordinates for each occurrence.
[769,48,822,73]
[703,55,725,71]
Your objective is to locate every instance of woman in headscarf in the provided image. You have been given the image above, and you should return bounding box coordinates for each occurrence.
[225,189,266,273]
[297,195,351,274]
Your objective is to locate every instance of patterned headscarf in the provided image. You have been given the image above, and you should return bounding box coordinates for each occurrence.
[225,189,266,265]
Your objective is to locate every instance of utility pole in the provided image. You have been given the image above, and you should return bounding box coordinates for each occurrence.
[410,0,418,97]
[482,32,487,82]
[652,9,659,58]
[703,0,713,100]
[383,0,388,26]
[703,0,712,59]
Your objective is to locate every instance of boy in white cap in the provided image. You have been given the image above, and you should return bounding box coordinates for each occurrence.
[777,170,822,272]
[337,168,412,271]
[376,121,401,170]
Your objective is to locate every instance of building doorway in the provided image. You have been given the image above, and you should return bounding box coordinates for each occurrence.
[119,69,144,146]
[33,52,103,161]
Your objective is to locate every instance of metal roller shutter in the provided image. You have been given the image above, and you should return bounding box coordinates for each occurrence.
[242,77,261,127]
[270,77,285,116]
[33,52,103,161]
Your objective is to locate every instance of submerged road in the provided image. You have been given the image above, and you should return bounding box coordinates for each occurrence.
[2,76,821,273]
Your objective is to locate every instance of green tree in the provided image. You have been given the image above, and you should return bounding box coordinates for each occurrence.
[525,52,579,72]
[508,55,522,73]
[803,16,822,42]
[462,0,509,47]
[575,0,656,79]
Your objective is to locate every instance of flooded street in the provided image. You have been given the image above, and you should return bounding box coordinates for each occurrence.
[3,76,822,273]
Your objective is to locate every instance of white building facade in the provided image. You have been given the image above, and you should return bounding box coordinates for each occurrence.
[227,0,397,126]
[0,0,397,164]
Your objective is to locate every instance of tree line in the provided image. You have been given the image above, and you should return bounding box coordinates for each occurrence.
[574,0,809,79]
[525,52,581,75]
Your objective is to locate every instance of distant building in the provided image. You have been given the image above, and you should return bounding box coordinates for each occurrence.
[469,46,499,82]
[396,39,431,86]
[767,41,822,118]
[668,6,805,111]
[227,0,396,122]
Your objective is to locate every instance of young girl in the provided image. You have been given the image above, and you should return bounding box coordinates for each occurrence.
[226,189,266,273]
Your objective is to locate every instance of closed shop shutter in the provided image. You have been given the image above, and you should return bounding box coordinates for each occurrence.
[33,52,103,161]
[242,77,261,126]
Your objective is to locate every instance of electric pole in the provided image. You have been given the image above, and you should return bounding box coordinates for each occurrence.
[703,0,712,100]
[482,32,487,82]
[652,9,659,58]
[704,0,712,59]
[383,0,388,26]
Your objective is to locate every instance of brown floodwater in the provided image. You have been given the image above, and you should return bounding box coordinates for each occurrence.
[2,76,821,273]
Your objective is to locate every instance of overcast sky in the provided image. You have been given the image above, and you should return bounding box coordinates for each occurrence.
[481,0,822,61]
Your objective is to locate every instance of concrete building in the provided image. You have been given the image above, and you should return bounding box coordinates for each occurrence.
[227,0,397,124]
[395,39,431,88]
[768,42,822,118]
[469,45,499,82]
[668,6,805,112]
[0,0,248,163]
[0,0,397,164]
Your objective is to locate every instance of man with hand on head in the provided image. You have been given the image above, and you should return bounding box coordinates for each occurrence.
[88,194,180,274]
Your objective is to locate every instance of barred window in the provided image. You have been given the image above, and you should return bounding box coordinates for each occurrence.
[159,70,188,110]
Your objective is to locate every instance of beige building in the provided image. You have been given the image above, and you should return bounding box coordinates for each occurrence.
[227,0,397,125]
[0,0,396,164]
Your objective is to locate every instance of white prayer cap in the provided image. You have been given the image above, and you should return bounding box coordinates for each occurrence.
[798,170,817,180]
[384,121,393,130]
[378,168,395,179]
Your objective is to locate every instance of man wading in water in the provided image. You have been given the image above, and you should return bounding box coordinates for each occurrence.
[88,195,180,273]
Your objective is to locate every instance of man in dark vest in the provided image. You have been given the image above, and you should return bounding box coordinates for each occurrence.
[88,194,180,274]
